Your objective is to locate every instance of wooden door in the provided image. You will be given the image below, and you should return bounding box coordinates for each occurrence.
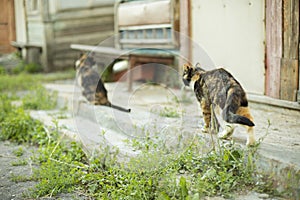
[0,0,16,53]
[265,0,299,101]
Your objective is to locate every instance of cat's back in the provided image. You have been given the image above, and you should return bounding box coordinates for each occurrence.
[202,67,243,88]
[79,66,100,88]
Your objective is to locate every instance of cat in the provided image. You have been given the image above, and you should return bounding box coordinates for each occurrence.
[182,63,255,146]
[75,53,131,112]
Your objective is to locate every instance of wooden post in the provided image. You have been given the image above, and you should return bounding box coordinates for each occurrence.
[41,0,54,72]
[179,0,192,71]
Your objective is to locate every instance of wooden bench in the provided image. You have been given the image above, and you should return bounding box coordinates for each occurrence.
[71,44,177,90]
[71,0,179,91]
[11,41,42,64]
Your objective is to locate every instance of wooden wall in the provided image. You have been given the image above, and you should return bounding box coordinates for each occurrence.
[266,0,299,101]
[22,0,115,71]
[50,4,115,71]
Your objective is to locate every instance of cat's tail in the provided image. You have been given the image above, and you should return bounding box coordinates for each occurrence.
[106,103,131,113]
[223,108,255,127]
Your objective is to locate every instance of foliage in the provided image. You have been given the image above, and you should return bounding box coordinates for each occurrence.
[0,65,6,75]
[12,147,24,157]
[24,62,43,73]
[0,93,14,122]
[159,106,181,118]
[22,85,58,110]
[11,159,28,166]
[151,106,181,118]
[0,107,47,145]
[0,70,75,92]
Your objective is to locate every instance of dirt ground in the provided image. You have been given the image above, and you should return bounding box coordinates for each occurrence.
[0,141,86,200]
[0,141,37,200]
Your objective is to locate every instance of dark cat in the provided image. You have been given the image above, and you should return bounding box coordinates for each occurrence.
[75,53,131,112]
[182,63,255,146]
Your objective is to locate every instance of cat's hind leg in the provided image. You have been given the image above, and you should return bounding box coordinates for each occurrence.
[245,126,255,146]
[200,99,211,133]
[236,107,256,146]
[217,122,236,139]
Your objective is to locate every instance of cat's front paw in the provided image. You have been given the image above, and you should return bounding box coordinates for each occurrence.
[246,137,256,147]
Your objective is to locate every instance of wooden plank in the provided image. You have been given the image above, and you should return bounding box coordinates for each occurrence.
[53,16,114,32]
[265,0,282,98]
[280,58,299,101]
[55,31,113,44]
[53,6,114,21]
[54,23,114,37]
[70,44,127,56]
[280,0,299,101]
[266,57,281,98]
[282,0,299,59]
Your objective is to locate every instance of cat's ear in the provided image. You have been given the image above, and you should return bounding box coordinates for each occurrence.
[183,63,194,71]
[195,63,201,68]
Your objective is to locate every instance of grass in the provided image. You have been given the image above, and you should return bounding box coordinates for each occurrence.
[0,72,285,199]
[0,70,75,93]
[11,159,28,166]
[22,85,58,110]
[12,147,24,157]
[150,106,182,118]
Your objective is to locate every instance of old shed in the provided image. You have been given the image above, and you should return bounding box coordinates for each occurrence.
[13,0,115,71]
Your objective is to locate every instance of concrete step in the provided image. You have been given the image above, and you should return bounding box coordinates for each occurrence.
[42,81,300,195]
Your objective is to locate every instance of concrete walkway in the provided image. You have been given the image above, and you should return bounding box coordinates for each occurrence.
[30,80,300,197]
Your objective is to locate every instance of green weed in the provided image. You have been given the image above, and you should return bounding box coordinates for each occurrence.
[12,147,24,157]
[0,106,50,146]
[0,71,75,92]
[0,93,15,122]
[10,173,33,183]
[22,85,57,110]
[151,106,181,118]
[159,106,181,118]
[11,159,28,166]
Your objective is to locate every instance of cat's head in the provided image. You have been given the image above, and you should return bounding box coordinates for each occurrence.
[74,53,96,70]
[182,63,195,86]
[182,63,205,86]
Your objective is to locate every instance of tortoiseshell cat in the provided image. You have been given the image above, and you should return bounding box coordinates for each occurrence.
[75,53,131,112]
[182,63,255,146]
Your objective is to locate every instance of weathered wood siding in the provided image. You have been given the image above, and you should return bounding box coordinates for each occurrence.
[265,0,282,99]
[266,0,299,101]
[280,0,299,101]
[21,0,115,71]
[50,3,115,70]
